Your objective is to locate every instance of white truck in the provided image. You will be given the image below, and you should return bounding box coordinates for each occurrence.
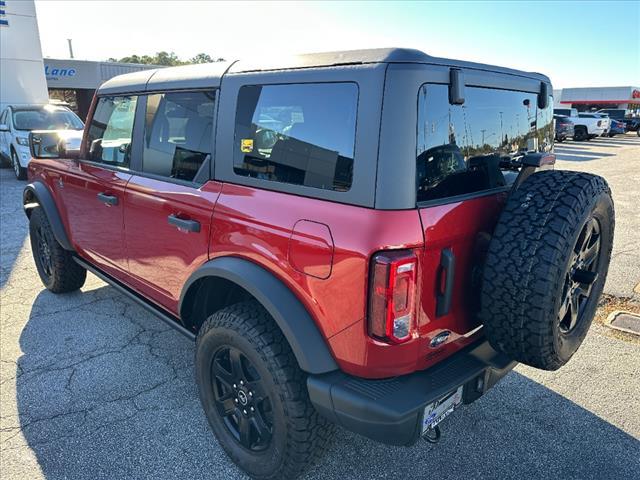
[554,108,607,141]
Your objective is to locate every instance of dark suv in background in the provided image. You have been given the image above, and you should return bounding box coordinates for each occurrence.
[554,114,575,142]
[23,49,614,479]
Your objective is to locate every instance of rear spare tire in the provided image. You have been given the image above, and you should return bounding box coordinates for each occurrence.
[480,170,614,370]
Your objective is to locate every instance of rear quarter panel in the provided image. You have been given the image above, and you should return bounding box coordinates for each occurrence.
[210,183,425,377]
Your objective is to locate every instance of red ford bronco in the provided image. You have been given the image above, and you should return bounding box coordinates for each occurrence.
[24,49,614,479]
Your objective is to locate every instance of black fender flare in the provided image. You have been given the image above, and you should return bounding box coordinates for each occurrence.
[179,257,338,375]
[23,182,74,251]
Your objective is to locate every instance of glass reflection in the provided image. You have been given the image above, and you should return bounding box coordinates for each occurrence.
[417,84,553,203]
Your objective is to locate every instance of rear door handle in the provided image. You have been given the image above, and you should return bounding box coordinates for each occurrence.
[97,192,118,206]
[168,214,200,233]
[435,248,455,317]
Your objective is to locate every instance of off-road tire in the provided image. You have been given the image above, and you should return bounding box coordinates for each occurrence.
[29,207,86,293]
[573,126,588,141]
[480,170,614,370]
[195,301,334,480]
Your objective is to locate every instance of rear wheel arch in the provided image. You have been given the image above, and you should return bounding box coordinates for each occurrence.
[179,257,338,375]
[23,182,73,251]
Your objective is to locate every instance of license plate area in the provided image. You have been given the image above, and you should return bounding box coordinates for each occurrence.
[422,385,464,434]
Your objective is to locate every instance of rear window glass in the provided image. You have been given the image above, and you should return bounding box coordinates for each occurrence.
[416,84,553,203]
[233,83,358,192]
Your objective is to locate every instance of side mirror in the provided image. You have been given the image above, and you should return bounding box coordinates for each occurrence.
[538,82,550,109]
[29,130,81,160]
[449,68,465,105]
[0,124,8,132]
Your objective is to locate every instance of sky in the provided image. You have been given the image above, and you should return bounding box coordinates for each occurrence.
[34,0,640,89]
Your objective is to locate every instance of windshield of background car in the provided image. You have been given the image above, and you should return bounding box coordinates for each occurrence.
[12,106,84,131]
[416,84,553,203]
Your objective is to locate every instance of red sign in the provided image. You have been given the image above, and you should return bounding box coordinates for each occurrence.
[632,89,640,99]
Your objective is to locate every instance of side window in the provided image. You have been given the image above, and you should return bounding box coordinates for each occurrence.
[233,83,358,192]
[142,90,215,183]
[86,96,137,167]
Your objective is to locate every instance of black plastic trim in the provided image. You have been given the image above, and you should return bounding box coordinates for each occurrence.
[97,192,118,206]
[416,185,511,209]
[307,339,516,446]
[74,256,196,341]
[23,182,73,251]
[449,68,465,105]
[168,214,200,232]
[436,248,455,317]
[179,257,338,374]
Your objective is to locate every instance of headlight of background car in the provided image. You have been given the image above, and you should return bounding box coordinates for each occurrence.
[16,137,30,146]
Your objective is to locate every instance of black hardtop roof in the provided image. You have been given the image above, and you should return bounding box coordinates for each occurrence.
[97,47,550,95]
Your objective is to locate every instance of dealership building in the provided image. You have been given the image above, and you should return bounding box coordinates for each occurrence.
[1,0,156,119]
[44,58,156,119]
[554,86,640,115]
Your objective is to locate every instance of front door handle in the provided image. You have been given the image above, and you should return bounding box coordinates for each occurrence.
[168,214,200,233]
[97,192,118,206]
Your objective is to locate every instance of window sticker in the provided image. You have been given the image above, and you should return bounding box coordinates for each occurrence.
[241,138,254,153]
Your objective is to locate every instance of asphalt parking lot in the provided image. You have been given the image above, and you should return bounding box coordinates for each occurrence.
[1,134,639,479]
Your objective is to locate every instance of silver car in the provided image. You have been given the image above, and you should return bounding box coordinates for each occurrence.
[0,104,84,179]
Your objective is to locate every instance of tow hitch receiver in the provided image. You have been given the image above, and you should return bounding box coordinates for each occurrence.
[423,425,441,444]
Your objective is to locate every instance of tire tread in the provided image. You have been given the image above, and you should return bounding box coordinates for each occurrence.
[479,170,614,370]
[29,207,86,293]
[197,302,334,479]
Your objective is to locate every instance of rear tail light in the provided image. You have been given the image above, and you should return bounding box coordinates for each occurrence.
[368,250,418,344]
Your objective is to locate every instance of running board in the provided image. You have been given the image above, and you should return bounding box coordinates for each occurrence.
[73,256,196,341]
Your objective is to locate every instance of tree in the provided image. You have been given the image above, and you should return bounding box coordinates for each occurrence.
[154,51,184,66]
[108,52,225,66]
[190,53,213,64]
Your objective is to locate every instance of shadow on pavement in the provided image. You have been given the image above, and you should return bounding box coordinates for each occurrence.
[0,169,29,290]
[554,145,605,153]
[10,287,640,479]
[554,153,617,162]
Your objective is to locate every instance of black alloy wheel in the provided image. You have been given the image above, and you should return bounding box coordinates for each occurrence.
[196,302,334,479]
[211,345,273,452]
[558,217,601,334]
[28,207,87,293]
[34,224,54,279]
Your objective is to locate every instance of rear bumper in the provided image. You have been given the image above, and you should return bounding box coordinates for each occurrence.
[308,340,516,446]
